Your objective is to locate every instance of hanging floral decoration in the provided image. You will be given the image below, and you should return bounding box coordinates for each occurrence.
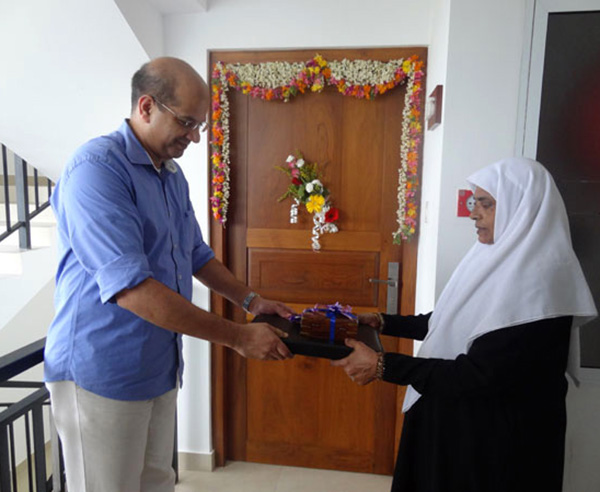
[210,54,424,243]
[276,151,339,251]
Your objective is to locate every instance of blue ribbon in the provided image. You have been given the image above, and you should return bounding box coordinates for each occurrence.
[293,302,357,343]
[327,310,336,343]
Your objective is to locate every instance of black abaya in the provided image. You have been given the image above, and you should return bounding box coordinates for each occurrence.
[381,314,572,492]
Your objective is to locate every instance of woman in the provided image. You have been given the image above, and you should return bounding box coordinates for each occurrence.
[332,157,597,492]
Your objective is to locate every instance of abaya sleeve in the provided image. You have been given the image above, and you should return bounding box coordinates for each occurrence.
[381,313,432,341]
[382,316,571,397]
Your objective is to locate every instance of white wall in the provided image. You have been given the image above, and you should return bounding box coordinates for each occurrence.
[414,0,451,316]
[0,0,149,181]
[114,0,165,58]
[435,0,528,295]
[162,0,435,457]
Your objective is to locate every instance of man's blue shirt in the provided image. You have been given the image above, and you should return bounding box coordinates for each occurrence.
[44,120,214,400]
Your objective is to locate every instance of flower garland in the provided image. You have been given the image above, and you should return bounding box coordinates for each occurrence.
[210,54,424,243]
[277,151,339,251]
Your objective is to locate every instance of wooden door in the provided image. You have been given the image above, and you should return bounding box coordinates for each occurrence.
[210,48,426,474]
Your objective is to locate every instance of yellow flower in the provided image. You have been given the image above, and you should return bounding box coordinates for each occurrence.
[314,54,327,68]
[306,195,325,213]
[402,59,412,74]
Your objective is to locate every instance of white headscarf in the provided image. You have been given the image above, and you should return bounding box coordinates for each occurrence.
[403,157,597,412]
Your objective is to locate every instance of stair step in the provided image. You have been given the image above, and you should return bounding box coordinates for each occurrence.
[0,252,22,277]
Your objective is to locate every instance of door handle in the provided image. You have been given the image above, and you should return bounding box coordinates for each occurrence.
[368,262,399,315]
[368,278,398,287]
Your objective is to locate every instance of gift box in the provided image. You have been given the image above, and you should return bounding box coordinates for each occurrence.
[299,304,358,342]
[252,310,382,360]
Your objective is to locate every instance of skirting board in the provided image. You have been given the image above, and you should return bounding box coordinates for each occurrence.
[178,450,216,472]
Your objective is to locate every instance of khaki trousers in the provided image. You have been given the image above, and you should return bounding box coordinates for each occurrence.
[47,381,177,492]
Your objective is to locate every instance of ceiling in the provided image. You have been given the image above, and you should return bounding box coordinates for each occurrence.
[145,0,208,14]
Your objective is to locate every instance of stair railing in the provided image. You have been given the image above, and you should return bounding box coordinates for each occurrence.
[1,144,54,248]
[0,339,65,491]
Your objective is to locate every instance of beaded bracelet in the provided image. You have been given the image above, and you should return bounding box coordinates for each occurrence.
[375,352,385,380]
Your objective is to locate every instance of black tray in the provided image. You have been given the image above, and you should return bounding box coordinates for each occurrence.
[252,314,383,360]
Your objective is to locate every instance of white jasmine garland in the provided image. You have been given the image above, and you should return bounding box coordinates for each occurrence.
[231,61,307,89]
[393,72,415,244]
[328,59,404,86]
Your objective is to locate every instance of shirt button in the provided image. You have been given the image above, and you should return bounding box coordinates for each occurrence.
[178,274,182,280]
[174,243,178,249]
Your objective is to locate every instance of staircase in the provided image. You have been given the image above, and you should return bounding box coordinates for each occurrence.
[0,143,57,335]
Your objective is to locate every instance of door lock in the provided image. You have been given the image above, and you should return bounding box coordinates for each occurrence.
[368,262,399,315]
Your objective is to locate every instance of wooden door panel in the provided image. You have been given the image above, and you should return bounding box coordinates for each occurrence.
[248,248,379,306]
[210,47,426,474]
[245,355,396,473]
[247,90,390,232]
[247,229,382,251]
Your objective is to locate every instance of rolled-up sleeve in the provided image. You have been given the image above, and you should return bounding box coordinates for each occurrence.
[60,156,153,303]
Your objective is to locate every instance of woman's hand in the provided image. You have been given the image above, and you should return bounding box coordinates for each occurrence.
[331,339,380,385]
[358,312,381,330]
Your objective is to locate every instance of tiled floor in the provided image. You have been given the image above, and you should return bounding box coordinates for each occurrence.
[176,461,393,492]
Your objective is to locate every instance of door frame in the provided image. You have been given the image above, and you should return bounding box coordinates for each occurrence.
[516,0,600,157]
[517,0,600,383]
[208,48,424,466]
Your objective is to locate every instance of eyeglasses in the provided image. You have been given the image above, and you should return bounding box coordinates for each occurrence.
[152,96,207,132]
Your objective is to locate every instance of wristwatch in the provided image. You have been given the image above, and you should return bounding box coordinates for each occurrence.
[242,291,259,312]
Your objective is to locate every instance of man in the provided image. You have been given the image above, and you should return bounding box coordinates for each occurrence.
[44,57,293,492]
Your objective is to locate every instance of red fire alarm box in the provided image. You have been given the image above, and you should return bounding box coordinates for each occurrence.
[457,189,474,217]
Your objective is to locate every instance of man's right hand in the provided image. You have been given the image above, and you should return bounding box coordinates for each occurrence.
[232,323,293,360]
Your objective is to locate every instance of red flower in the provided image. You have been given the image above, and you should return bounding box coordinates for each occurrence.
[325,207,339,222]
[292,177,302,185]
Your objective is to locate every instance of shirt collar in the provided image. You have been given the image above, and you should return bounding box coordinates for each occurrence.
[118,119,178,174]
